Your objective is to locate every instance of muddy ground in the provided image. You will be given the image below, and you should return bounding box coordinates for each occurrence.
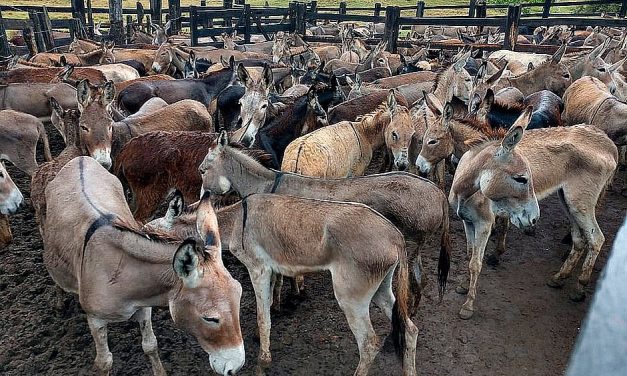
[0,126,625,376]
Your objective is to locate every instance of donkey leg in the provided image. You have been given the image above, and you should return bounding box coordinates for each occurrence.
[571,214,605,302]
[456,220,475,295]
[402,318,419,376]
[372,266,396,320]
[250,268,274,367]
[0,214,13,249]
[270,273,282,312]
[87,316,113,376]
[133,307,166,376]
[486,217,510,266]
[459,220,492,320]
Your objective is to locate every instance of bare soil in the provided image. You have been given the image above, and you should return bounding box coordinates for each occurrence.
[0,127,625,376]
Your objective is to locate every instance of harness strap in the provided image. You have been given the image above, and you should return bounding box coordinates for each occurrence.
[269,171,284,193]
[590,96,615,125]
[349,122,363,160]
[80,213,115,277]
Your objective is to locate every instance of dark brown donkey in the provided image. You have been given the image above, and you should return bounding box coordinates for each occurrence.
[198,132,452,314]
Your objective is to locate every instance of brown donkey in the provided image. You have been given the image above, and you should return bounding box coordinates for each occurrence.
[282,91,416,176]
[0,110,52,175]
[449,109,617,319]
[43,157,244,375]
[0,162,24,249]
[199,132,451,312]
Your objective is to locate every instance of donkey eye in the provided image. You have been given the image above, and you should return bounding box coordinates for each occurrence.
[512,176,528,185]
[261,104,268,109]
[392,131,399,141]
[563,73,570,78]
[428,139,438,145]
[202,317,220,325]
[80,125,89,131]
[0,172,4,178]
[598,67,606,72]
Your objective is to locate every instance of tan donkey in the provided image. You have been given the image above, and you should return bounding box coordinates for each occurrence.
[448,108,617,319]
[43,157,244,376]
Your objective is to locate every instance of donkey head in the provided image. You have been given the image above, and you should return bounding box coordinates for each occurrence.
[272,32,290,64]
[222,31,237,50]
[533,43,571,97]
[0,162,23,215]
[199,131,234,195]
[76,80,115,169]
[151,20,170,45]
[303,89,328,134]
[184,50,199,78]
[450,50,473,104]
[170,194,244,376]
[383,91,415,171]
[152,41,174,73]
[416,94,454,174]
[99,42,115,64]
[236,64,273,147]
[452,107,539,229]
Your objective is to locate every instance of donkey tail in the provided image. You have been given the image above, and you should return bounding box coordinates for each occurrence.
[391,242,410,359]
[438,199,452,300]
[37,122,52,162]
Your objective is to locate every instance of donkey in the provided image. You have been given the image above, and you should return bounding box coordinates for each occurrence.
[117,63,236,114]
[0,82,78,120]
[113,128,265,222]
[43,156,244,376]
[32,81,115,228]
[199,133,451,314]
[0,110,52,175]
[0,66,107,85]
[233,63,275,147]
[283,91,415,175]
[562,76,627,151]
[214,193,419,376]
[448,109,617,319]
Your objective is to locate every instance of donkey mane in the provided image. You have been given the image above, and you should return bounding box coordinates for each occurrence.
[457,115,507,143]
[493,98,526,113]
[111,216,182,243]
[433,62,453,88]
[354,101,391,123]
[225,142,275,168]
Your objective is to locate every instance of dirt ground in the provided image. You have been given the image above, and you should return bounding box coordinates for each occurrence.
[0,127,625,376]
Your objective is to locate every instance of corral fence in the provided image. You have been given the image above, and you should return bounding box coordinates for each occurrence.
[1,0,627,62]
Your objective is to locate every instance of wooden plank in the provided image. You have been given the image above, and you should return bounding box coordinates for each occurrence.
[169,0,181,34]
[468,0,477,17]
[416,1,425,18]
[0,9,11,60]
[23,27,37,57]
[109,0,125,45]
[312,13,385,23]
[542,0,552,18]
[3,18,33,30]
[40,6,56,51]
[150,0,162,25]
[384,6,400,53]
[244,4,251,44]
[310,1,318,26]
[28,11,45,53]
[622,0,627,18]
[190,5,198,46]
[399,16,503,27]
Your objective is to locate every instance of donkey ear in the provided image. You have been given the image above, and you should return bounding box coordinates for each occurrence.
[486,62,506,85]
[76,79,91,108]
[609,56,627,72]
[501,106,532,152]
[218,130,229,148]
[101,81,116,105]
[168,189,185,218]
[443,102,454,123]
[483,88,495,109]
[527,62,534,71]
[386,90,398,113]
[424,92,443,116]
[229,55,235,69]
[588,38,610,61]
[173,239,203,288]
[49,97,63,117]
[469,93,481,114]
[551,43,567,64]
[195,193,221,250]
[262,64,274,92]
[237,63,251,87]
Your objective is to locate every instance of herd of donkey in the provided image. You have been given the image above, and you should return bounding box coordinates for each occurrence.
[0,17,626,375]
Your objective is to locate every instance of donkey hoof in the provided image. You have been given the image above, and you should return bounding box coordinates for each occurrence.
[458,307,474,320]
[455,284,469,295]
[547,276,565,288]
[258,353,272,368]
[569,288,586,302]
[485,254,500,266]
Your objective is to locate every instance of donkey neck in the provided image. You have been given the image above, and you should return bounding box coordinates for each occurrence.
[450,120,488,158]
[352,111,389,150]
[433,66,456,103]
[507,68,551,96]
[224,149,276,195]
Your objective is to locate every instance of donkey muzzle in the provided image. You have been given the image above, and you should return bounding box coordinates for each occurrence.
[209,344,245,376]
[92,148,112,170]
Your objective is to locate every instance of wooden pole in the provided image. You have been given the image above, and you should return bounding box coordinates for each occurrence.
[169,0,181,35]
[476,0,486,34]
[150,0,162,25]
[244,4,251,43]
[621,0,627,18]
[136,2,145,29]
[23,27,38,57]
[109,0,125,45]
[374,3,382,17]
[40,6,55,51]
[503,5,521,50]
[384,6,400,53]
[542,0,552,18]
[310,1,318,26]
[468,0,477,18]
[223,0,233,9]
[416,1,425,18]
[86,0,94,37]
[71,0,87,25]
[29,11,45,53]
[0,9,12,60]
[190,5,198,46]
[126,15,133,43]
[339,1,347,15]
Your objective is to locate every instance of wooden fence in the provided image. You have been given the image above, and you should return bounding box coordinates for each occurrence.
[1,0,627,61]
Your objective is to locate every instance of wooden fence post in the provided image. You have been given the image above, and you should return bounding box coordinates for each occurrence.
[23,27,38,57]
[109,0,125,45]
[476,0,486,34]
[126,15,133,43]
[503,4,521,50]
[310,1,318,26]
[136,2,145,29]
[223,0,233,9]
[384,6,400,53]
[39,7,55,51]
[620,0,627,18]
[86,0,94,36]
[169,0,181,35]
[542,0,551,18]
[150,0,162,25]
[468,0,477,17]
[0,9,11,60]
[190,6,198,46]
[374,3,382,17]
[244,4,251,43]
[28,11,45,53]
[416,1,425,18]
[339,1,347,15]
[289,2,296,32]
[71,0,87,25]
[295,2,306,35]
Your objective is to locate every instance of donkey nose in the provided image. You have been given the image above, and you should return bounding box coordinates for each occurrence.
[531,217,537,226]
[396,161,408,171]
